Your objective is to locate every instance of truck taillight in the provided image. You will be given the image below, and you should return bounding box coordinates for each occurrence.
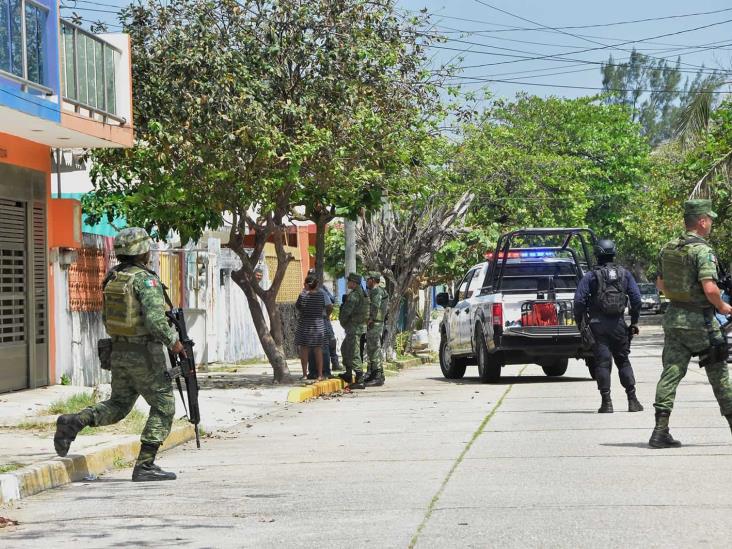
[492,303,503,326]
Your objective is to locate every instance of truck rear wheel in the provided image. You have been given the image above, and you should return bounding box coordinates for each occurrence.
[541,358,568,377]
[476,330,501,382]
[439,332,466,379]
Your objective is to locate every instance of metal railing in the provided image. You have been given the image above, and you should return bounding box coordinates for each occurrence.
[0,0,51,94]
[0,67,53,95]
[60,18,126,126]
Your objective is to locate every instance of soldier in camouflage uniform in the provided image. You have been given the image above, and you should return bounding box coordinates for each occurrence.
[651,200,732,448]
[339,273,369,389]
[365,272,389,387]
[54,228,184,481]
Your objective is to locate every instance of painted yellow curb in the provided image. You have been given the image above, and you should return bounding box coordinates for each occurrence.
[0,424,195,505]
[287,378,346,403]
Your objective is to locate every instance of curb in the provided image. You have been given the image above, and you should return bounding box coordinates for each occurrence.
[287,379,346,403]
[386,355,434,371]
[0,424,194,505]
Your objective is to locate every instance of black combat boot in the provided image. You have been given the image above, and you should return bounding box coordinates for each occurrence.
[350,371,366,390]
[362,370,375,384]
[649,410,682,448]
[132,443,177,482]
[598,391,613,413]
[54,409,93,457]
[365,369,385,387]
[627,388,644,413]
[338,371,353,384]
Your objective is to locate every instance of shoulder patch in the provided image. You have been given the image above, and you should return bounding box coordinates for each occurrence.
[709,253,718,264]
[144,278,159,288]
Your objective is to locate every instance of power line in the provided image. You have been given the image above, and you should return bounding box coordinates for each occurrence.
[452,77,732,94]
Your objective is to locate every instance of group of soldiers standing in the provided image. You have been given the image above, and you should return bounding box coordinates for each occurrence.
[339,272,389,389]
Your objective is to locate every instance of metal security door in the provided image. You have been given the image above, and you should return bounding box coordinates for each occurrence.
[0,198,28,392]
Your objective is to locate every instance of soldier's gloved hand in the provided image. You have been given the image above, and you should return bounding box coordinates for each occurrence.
[629,324,639,336]
[171,340,185,356]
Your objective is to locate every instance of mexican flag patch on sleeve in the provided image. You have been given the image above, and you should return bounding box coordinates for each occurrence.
[145,278,159,288]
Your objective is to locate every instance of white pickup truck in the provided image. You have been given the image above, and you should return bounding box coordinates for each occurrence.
[436,228,597,382]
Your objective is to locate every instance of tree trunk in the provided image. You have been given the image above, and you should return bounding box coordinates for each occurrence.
[423,287,432,332]
[314,217,327,282]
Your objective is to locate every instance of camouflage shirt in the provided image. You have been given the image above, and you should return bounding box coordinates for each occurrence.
[340,286,368,332]
[368,286,389,323]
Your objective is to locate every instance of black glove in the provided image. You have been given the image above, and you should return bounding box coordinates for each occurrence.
[628,324,639,336]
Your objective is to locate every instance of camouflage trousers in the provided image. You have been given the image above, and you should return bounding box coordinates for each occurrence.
[341,329,365,376]
[366,322,384,374]
[85,342,175,446]
[654,327,732,416]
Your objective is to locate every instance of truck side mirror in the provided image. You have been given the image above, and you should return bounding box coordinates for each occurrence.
[435,292,450,308]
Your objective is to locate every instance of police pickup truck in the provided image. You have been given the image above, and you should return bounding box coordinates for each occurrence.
[436,228,597,382]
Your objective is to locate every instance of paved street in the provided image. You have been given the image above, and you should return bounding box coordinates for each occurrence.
[2,327,732,548]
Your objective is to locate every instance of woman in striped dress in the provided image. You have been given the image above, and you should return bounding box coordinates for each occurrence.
[295,274,326,381]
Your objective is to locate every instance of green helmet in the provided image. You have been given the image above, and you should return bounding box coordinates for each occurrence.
[114,227,151,256]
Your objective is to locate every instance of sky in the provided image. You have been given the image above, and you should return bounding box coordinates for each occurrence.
[62,0,732,100]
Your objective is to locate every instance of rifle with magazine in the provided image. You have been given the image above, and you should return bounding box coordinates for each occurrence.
[165,307,201,448]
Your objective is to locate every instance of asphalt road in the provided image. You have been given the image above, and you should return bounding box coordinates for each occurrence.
[3,325,732,548]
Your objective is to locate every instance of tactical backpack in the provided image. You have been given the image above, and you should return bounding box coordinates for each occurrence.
[103,266,148,337]
[592,265,628,316]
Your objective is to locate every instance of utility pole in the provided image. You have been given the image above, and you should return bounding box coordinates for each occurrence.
[344,219,357,280]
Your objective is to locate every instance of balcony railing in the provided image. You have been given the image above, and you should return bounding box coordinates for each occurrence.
[60,19,125,125]
[0,0,53,95]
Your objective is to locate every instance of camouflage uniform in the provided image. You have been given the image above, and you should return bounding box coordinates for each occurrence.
[54,228,180,480]
[366,273,388,381]
[650,199,732,448]
[655,232,732,416]
[339,273,368,382]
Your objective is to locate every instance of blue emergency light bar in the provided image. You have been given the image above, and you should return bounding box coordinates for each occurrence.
[485,249,559,260]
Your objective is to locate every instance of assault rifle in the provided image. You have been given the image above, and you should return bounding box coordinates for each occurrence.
[166,308,201,448]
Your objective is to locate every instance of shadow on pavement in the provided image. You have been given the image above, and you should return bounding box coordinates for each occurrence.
[427,376,593,386]
[600,442,729,449]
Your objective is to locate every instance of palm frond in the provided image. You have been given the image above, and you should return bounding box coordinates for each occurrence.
[689,148,732,199]
[674,77,725,147]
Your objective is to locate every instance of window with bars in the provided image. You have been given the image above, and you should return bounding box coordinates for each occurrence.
[0,0,48,88]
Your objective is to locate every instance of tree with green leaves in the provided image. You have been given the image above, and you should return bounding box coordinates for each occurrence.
[85,0,446,383]
[601,49,722,146]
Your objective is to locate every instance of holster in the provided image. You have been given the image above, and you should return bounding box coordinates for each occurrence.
[97,338,113,371]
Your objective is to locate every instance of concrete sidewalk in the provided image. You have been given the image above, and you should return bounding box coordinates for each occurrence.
[0,360,346,505]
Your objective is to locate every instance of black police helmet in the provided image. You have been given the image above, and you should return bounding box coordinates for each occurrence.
[595,238,616,258]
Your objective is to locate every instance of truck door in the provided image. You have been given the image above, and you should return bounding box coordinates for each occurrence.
[451,269,475,353]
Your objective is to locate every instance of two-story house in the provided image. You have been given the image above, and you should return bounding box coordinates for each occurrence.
[0,0,132,393]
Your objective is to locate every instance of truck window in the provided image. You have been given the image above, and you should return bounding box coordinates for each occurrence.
[496,262,579,292]
[456,269,476,301]
[467,265,486,298]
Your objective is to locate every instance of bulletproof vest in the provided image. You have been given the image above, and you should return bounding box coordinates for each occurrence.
[661,236,708,304]
[103,265,149,337]
[591,264,627,316]
[353,288,369,325]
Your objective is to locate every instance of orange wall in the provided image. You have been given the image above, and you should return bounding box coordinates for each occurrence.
[0,132,55,385]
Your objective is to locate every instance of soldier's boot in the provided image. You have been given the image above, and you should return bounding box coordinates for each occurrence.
[365,369,385,387]
[132,443,177,482]
[339,371,353,384]
[350,371,366,390]
[362,370,376,384]
[54,409,93,457]
[598,391,613,413]
[649,411,682,448]
[627,388,644,413]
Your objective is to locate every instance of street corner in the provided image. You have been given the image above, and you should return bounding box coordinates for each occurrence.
[287,379,346,403]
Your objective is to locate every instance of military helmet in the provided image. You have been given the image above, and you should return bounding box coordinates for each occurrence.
[367,271,382,282]
[114,227,151,256]
[595,238,616,258]
[347,272,362,283]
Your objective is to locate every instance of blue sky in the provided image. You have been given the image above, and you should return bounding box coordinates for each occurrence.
[63,0,732,100]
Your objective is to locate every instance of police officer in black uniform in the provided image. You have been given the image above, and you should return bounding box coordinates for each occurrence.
[574,239,644,413]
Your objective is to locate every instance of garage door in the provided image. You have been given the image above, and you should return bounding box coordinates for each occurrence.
[0,198,28,393]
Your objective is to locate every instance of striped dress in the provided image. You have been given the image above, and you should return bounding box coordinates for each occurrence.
[295,290,326,347]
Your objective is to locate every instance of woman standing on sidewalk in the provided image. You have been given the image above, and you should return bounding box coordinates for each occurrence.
[295,274,326,381]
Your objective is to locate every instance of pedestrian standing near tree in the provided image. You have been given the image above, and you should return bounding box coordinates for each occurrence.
[295,274,326,382]
[574,239,644,414]
[339,273,369,389]
[53,228,184,482]
[365,272,389,387]
[650,199,732,448]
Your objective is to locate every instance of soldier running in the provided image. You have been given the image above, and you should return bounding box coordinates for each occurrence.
[53,228,184,481]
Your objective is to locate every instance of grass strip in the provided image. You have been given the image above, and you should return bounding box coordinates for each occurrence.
[409,366,526,549]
